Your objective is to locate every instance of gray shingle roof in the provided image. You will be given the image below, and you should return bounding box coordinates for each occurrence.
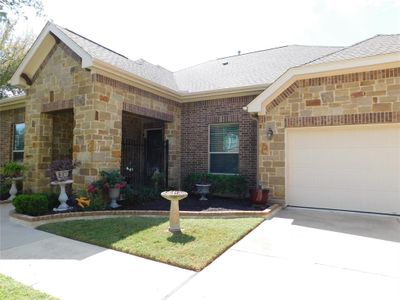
[173,45,341,93]
[55,25,399,94]
[57,26,179,90]
[308,34,400,65]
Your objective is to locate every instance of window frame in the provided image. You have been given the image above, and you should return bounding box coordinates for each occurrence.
[208,123,239,175]
[12,123,25,161]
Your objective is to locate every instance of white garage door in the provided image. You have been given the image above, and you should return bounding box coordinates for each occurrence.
[286,124,400,215]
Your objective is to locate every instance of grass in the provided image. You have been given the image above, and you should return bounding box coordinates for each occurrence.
[38,217,263,271]
[0,274,57,300]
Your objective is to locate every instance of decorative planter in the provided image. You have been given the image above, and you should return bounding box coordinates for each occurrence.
[161,191,188,233]
[250,188,269,205]
[109,187,121,209]
[8,177,23,201]
[55,170,70,182]
[196,184,211,201]
[51,179,73,211]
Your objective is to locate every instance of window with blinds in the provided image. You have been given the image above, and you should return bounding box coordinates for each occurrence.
[13,123,25,161]
[209,123,239,174]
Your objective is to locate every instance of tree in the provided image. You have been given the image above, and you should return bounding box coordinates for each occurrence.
[0,0,44,23]
[0,20,33,98]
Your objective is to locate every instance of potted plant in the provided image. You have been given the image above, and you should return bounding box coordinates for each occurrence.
[195,173,211,201]
[87,170,127,209]
[48,158,80,182]
[1,162,26,201]
[250,185,269,205]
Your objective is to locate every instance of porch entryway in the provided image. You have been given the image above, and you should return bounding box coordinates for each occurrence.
[121,112,169,188]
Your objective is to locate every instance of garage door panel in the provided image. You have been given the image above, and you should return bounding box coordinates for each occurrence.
[286,124,400,215]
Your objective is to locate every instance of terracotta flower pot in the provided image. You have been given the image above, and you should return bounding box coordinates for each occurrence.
[250,188,269,205]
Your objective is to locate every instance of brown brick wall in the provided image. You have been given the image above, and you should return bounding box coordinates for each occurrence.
[0,108,25,165]
[181,96,258,188]
[259,67,400,199]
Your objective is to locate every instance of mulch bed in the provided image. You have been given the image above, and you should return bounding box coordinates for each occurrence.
[123,194,268,212]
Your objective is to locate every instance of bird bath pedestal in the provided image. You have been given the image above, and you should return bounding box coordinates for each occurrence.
[161,191,188,233]
[51,180,73,212]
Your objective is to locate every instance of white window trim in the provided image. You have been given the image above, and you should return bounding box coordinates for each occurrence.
[208,123,239,175]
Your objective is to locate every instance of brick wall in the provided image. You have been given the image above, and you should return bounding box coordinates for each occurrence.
[259,67,400,199]
[0,108,25,165]
[181,96,258,188]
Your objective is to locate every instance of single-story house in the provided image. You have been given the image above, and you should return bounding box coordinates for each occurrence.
[1,22,399,214]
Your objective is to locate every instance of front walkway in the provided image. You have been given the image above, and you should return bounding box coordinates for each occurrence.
[0,203,194,300]
[1,204,399,300]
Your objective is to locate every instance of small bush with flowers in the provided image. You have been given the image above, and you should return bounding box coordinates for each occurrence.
[87,170,132,209]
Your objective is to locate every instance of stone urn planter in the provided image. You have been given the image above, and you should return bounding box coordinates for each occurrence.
[161,191,188,233]
[8,177,23,201]
[108,187,121,209]
[55,170,70,182]
[51,179,73,211]
[196,184,211,201]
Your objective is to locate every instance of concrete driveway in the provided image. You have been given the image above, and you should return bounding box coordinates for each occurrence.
[168,208,400,300]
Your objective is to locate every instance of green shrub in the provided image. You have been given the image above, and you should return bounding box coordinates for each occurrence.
[12,194,48,216]
[42,192,60,210]
[183,173,248,197]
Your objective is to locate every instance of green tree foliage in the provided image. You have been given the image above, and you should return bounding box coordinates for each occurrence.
[0,20,33,98]
[0,0,44,23]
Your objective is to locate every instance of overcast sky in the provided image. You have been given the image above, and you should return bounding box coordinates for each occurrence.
[16,0,400,71]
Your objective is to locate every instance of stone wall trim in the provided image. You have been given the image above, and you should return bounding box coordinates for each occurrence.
[285,112,400,128]
[123,102,174,122]
[42,99,73,113]
[94,74,181,108]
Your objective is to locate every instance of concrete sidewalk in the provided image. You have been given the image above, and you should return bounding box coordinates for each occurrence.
[0,203,194,300]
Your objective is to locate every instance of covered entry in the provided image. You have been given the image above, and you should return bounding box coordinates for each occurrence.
[286,124,400,215]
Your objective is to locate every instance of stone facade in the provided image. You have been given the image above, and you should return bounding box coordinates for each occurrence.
[258,67,400,199]
[0,108,25,164]
[20,41,182,192]
[93,75,181,188]
[181,96,258,187]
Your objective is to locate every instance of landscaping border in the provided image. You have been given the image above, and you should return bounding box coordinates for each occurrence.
[9,204,282,227]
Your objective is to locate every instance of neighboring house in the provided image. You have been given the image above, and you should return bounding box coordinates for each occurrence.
[1,22,399,215]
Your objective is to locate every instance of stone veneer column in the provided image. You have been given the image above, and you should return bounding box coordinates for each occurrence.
[23,91,54,192]
[72,81,123,191]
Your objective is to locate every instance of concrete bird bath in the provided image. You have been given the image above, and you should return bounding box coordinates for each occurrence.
[161,191,188,233]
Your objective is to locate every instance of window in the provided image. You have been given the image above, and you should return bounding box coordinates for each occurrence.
[209,123,239,174]
[13,123,25,161]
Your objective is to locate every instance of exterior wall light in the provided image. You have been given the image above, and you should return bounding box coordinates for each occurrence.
[267,128,273,140]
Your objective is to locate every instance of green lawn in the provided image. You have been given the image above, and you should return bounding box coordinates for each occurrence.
[0,274,57,300]
[38,217,263,271]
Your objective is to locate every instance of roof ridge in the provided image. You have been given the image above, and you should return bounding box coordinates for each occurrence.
[304,34,383,65]
[61,26,129,60]
[217,45,290,60]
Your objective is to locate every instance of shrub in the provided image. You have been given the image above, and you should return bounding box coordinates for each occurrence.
[12,194,48,216]
[183,173,248,197]
[1,161,26,178]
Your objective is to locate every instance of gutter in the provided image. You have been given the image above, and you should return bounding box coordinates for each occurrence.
[0,95,26,111]
[92,59,268,102]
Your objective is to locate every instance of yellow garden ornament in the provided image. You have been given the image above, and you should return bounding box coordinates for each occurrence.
[76,197,91,208]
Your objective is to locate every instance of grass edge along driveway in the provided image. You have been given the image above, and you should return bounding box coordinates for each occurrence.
[0,274,58,300]
[38,217,264,271]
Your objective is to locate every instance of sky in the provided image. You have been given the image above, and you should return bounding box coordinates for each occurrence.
[15,0,400,71]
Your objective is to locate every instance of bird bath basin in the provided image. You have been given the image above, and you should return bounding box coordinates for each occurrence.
[161,191,188,233]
